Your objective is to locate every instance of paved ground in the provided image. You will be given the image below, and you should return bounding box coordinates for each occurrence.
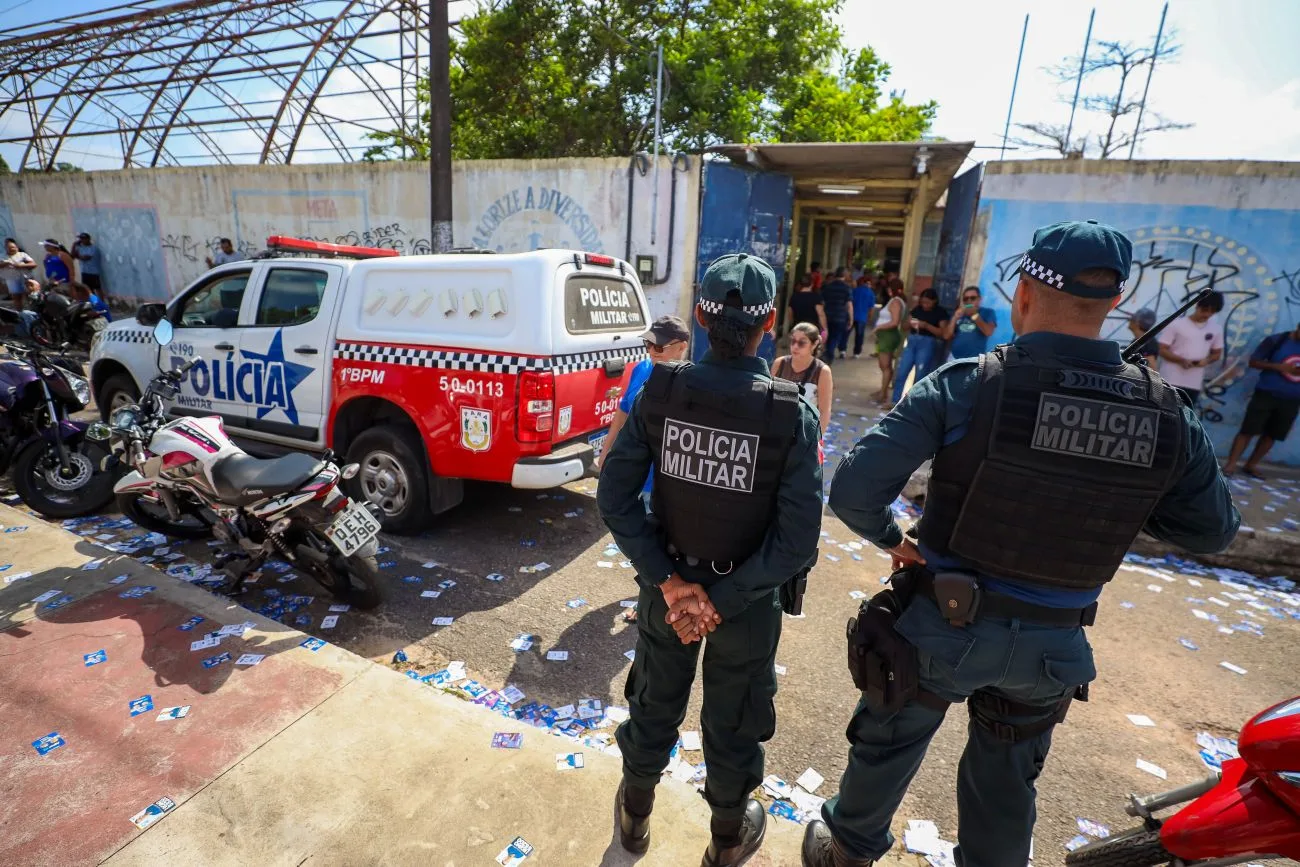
[2,352,1298,865]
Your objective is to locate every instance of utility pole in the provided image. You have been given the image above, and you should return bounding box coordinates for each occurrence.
[429,0,453,252]
[649,40,663,245]
[1000,14,1029,161]
[1129,1,1168,160]
[1065,8,1095,156]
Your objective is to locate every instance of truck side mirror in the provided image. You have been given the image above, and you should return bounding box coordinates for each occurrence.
[136,302,166,326]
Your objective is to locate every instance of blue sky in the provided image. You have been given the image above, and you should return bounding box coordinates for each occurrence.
[13,0,1300,167]
[838,0,1300,163]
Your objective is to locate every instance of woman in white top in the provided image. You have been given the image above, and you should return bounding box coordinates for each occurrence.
[773,321,833,437]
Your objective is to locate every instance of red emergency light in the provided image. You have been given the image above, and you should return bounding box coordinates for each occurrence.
[265,235,401,259]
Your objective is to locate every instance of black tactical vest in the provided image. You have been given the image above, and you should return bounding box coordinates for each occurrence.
[641,361,801,564]
[917,344,1187,590]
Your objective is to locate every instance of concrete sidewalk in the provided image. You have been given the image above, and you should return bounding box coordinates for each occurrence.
[0,505,917,867]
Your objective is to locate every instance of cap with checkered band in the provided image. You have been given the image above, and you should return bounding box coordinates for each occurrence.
[1018,220,1133,300]
[697,253,777,325]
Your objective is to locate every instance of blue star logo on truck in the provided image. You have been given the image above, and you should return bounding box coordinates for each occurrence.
[180,329,316,425]
[240,330,315,425]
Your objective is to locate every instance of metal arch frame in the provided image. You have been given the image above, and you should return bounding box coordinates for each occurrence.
[0,0,439,169]
[124,1,290,166]
[282,0,420,161]
[259,0,375,163]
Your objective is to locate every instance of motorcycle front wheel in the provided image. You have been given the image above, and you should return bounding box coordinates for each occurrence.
[1064,827,1174,867]
[294,528,383,610]
[12,438,117,518]
[117,491,212,540]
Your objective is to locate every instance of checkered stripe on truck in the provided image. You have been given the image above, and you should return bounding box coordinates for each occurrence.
[332,342,647,374]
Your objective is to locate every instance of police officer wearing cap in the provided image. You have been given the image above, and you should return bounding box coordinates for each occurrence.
[598,253,823,866]
[802,221,1240,867]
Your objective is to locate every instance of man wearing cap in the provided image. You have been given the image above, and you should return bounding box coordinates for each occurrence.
[802,221,1239,867]
[71,232,105,298]
[1128,307,1159,368]
[599,253,822,867]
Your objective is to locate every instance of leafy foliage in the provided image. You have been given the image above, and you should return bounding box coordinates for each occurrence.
[364,0,934,161]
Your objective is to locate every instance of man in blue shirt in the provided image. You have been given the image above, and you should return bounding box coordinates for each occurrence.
[1223,324,1300,478]
[942,284,997,360]
[71,232,105,298]
[819,267,854,364]
[597,314,691,505]
[850,277,875,358]
[801,220,1239,867]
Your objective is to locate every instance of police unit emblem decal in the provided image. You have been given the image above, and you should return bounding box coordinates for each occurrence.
[557,405,572,436]
[461,407,493,452]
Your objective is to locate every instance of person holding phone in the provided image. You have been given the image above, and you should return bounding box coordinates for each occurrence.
[872,279,906,403]
[1223,324,1300,479]
[890,288,949,406]
[943,286,997,361]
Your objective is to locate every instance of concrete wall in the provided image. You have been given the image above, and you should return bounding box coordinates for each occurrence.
[965,159,1300,465]
[0,156,701,323]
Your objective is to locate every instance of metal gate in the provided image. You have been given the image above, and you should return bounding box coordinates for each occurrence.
[691,160,795,362]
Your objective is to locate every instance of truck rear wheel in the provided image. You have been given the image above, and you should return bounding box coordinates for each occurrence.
[344,426,431,535]
[98,373,140,423]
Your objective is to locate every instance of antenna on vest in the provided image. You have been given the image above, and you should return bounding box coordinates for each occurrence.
[1122,289,1211,365]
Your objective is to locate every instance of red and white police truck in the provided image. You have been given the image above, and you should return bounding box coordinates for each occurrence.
[90,238,651,533]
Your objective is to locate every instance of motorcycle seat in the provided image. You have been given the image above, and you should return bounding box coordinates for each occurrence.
[210,452,326,506]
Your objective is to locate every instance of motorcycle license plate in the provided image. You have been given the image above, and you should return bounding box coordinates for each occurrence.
[324,501,382,556]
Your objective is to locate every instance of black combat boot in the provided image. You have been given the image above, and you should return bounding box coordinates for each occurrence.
[801,819,875,867]
[615,780,654,854]
[701,799,767,867]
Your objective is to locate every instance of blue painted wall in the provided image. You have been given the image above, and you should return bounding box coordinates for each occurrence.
[691,161,794,363]
[70,205,170,301]
[972,195,1300,464]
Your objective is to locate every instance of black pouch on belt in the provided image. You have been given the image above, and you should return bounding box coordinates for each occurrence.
[780,566,810,616]
[846,588,920,715]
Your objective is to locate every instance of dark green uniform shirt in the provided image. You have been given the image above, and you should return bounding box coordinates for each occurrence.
[597,350,824,621]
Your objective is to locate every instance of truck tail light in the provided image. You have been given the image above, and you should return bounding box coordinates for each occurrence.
[517,370,554,443]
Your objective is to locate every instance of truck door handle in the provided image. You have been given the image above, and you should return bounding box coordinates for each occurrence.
[294,346,319,355]
[214,342,235,351]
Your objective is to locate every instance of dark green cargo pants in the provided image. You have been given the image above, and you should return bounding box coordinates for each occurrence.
[615,581,783,820]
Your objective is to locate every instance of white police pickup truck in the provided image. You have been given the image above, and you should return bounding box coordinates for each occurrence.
[90,242,652,532]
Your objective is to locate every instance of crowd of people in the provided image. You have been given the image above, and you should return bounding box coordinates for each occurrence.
[781,265,999,410]
[0,233,111,319]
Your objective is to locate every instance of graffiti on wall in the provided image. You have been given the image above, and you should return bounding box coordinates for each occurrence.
[470,186,607,253]
[976,200,1300,464]
[70,205,170,301]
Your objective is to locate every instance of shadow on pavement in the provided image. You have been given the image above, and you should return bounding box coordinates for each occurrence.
[503,599,639,710]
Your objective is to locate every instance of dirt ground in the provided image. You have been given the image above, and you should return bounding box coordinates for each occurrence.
[7,353,1299,866]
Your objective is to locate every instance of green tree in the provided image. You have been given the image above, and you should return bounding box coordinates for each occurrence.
[775,47,936,142]
[363,0,934,161]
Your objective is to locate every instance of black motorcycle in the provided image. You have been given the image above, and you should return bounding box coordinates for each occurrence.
[1,340,117,518]
[27,287,107,352]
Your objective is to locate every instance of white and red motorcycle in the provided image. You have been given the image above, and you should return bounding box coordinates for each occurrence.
[107,320,384,608]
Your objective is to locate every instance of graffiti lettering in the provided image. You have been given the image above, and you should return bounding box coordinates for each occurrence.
[470,185,606,254]
[161,233,202,263]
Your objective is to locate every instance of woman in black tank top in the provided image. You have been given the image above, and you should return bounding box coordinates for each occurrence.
[774,321,833,437]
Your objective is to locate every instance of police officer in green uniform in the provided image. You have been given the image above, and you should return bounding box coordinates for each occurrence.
[597,253,823,867]
[801,221,1241,867]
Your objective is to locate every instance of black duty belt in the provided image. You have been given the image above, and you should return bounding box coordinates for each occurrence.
[910,568,1097,629]
[667,544,734,577]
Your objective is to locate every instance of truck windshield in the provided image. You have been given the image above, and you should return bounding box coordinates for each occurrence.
[564,274,645,334]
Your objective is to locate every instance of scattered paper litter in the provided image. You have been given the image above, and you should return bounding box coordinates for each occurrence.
[680,731,702,751]
[546,650,569,661]
[555,752,584,770]
[1219,661,1247,675]
[1136,758,1167,779]
[796,767,825,793]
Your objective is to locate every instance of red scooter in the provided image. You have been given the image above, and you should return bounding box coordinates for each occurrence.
[1067,696,1300,865]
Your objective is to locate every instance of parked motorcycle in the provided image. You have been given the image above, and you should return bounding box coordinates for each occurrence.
[27,286,107,352]
[1066,695,1300,865]
[107,320,384,608]
[1,340,117,518]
